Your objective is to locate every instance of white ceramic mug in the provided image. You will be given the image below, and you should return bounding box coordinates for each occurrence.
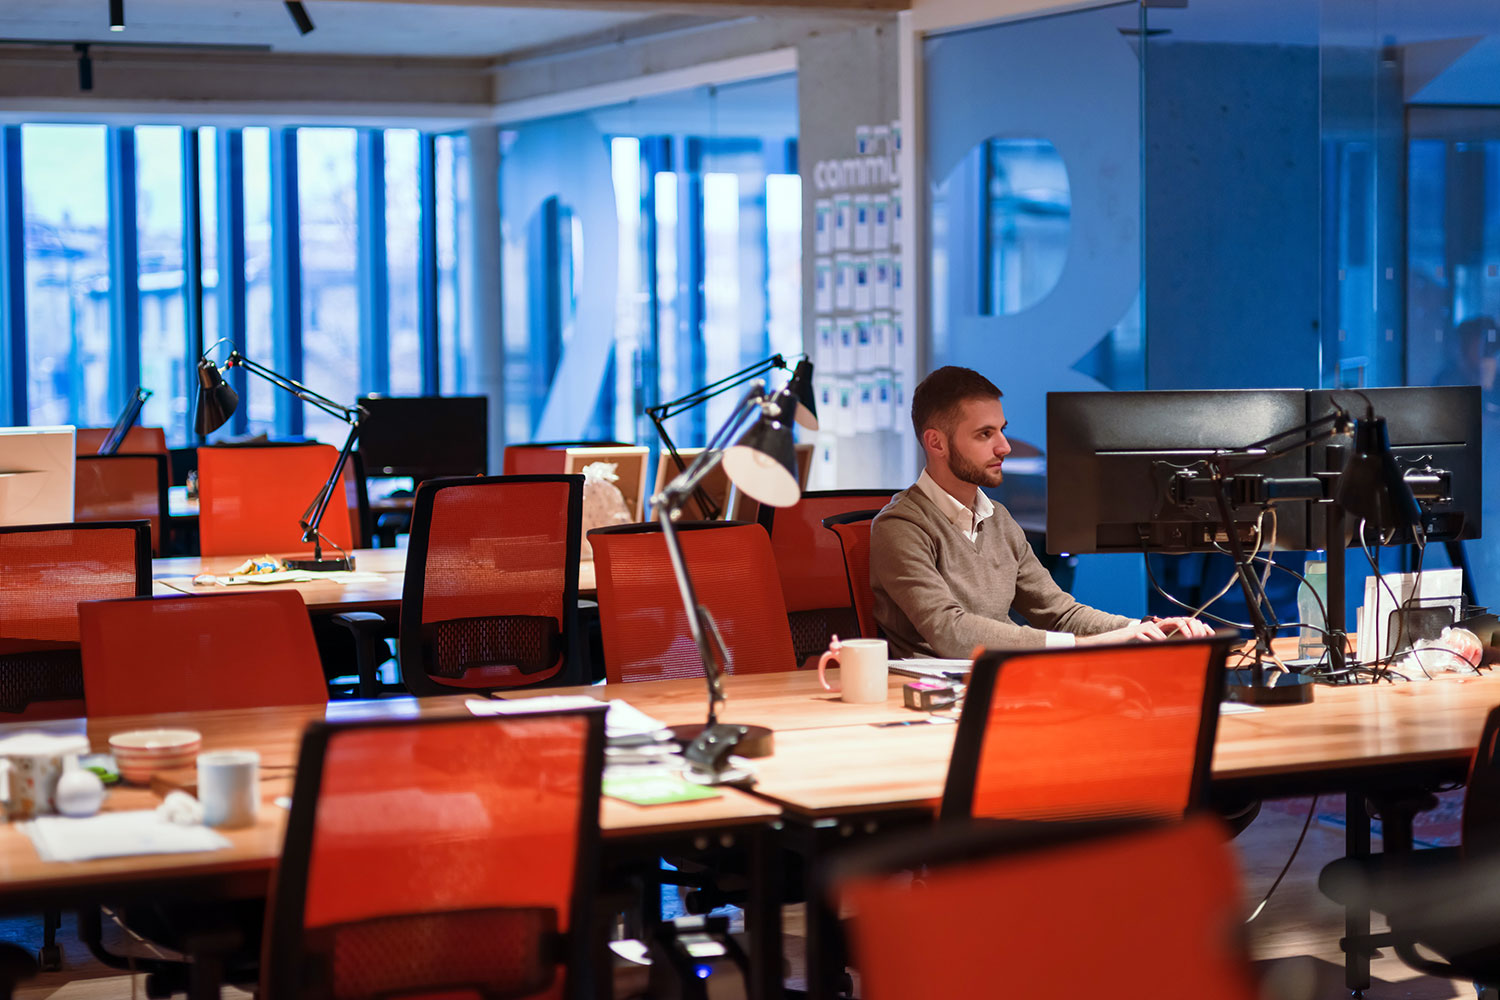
[817,636,889,704]
[197,750,260,829]
[0,732,91,820]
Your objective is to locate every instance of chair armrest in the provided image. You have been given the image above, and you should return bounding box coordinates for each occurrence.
[328,613,398,698]
[329,612,397,639]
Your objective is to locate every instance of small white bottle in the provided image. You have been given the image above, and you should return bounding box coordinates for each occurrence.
[55,755,106,818]
[1297,557,1329,660]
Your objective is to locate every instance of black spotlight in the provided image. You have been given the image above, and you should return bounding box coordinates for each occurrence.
[284,1,314,35]
[74,44,93,91]
[109,0,124,31]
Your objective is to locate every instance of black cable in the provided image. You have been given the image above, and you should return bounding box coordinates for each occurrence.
[1142,548,1257,630]
[1246,795,1319,923]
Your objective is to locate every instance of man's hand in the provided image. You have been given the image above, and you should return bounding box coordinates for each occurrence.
[1076,616,1213,645]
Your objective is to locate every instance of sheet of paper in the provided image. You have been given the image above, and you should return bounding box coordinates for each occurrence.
[855,316,875,370]
[814,198,833,254]
[872,194,891,250]
[833,194,852,250]
[602,773,721,807]
[814,258,833,314]
[470,696,668,739]
[854,194,872,251]
[834,254,853,310]
[23,811,231,863]
[853,256,872,311]
[873,255,892,308]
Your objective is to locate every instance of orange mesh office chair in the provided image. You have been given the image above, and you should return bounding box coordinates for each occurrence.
[941,636,1234,822]
[197,443,359,557]
[262,707,606,1000]
[501,440,628,476]
[835,814,1257,1000]
[79,590,327,716]
[390,475,585,694]
[75,454,169,556]
[0,521,151,720]
[823,510,881,640]
[74,426,168,456]
[589,520,797,683]
[758,490,893,662]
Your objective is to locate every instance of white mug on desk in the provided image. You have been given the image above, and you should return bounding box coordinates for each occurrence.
[817,636,889,704]
[197,750,260,829]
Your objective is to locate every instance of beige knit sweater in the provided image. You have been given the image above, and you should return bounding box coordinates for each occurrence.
[870,486,1132,658]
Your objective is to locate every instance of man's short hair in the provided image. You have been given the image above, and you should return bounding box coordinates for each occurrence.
[910,366,1003,439]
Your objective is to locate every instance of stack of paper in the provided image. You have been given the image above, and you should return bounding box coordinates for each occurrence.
[22,811,230,862]
[1355,568,1464,665]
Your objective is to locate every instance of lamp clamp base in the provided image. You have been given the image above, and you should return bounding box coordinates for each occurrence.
[284,554,356,573]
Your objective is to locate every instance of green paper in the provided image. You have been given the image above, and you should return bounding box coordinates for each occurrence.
[602,773,722,806]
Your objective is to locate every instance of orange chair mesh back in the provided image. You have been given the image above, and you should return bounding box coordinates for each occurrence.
[958,643,1216,821]
[828,518,877,638]
[502,446,567,477]
[0,525,144,642]
[840,817,1257,1000]
[411,480,574,688]
[79,591,327,716]
[74,426,167,455]
[591,524,796,682]
[299,715,593,999]
[767,493,892,613]
[197,445,357,556]
[75,456,164,555]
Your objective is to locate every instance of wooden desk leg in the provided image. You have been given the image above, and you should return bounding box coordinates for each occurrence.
[1345,791,1371,997]
[746,824,783,1000]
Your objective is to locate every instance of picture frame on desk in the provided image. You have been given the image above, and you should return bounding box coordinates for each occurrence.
[562,446,651,522]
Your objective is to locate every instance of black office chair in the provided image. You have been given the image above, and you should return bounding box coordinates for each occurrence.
[1321,703,1500,997]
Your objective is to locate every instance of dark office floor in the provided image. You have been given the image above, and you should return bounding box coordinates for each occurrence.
[0,799,1477,998]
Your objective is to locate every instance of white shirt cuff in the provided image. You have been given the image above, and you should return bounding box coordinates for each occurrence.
[1043,631,1077,648]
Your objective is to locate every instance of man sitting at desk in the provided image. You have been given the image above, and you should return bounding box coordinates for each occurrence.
[871,365,1212,658]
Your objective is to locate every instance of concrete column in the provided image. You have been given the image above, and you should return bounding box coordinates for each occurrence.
[461,124,506,474]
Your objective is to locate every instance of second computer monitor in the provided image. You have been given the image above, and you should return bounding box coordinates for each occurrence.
[356,396,488,480]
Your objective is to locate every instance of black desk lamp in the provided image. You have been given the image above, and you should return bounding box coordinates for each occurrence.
[1168,395,1431,704]
[647,354,816,519]
[653,379,803,784]
[193,338,366,572]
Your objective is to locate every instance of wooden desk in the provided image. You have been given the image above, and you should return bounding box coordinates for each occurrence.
[0,696,777,913]
[152,550,598,609]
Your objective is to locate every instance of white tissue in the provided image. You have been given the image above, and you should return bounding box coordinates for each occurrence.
[156,790,204,826]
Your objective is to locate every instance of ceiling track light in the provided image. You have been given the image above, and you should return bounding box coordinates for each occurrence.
[284,1,314,35]
[74,43,93,91]
[109,0,124,31]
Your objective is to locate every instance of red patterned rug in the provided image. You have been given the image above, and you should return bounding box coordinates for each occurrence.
[1264,789,1464,848]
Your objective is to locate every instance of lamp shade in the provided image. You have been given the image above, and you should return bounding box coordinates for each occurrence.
[1336,416,1421,533]
[784,358,819,431]
[194,357,239,435]
[722,395,800,508]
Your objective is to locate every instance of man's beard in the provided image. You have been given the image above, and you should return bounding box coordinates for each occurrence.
[947,436,1003,488]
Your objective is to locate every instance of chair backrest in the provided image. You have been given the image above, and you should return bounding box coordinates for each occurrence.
[399,475,583,695]
[74,426,167,456]
[589,520,797,683]
[197,443,358,557]
[263,708,606,1000]
[501,441,628,477]
[941,637,1234,822]
[835,814,1257,1000]
[1462,704,1500,858]
[560,446,650,521]
[75,454,169,556]
[79,590,327,716]
[761,492,893,661]
[0,521,151,718]
[823,510,881,640]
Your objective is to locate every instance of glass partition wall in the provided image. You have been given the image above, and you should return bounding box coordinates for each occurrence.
[924,0,1500,619]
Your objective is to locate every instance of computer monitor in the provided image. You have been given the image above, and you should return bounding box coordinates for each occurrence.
[0,426,76,526]
[98,387,152,456]
[355,395,488,480]
[1307,385,1482,548]
[1046,389,1312,554]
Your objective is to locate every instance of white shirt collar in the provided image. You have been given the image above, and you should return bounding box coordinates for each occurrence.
[914,468,994,540]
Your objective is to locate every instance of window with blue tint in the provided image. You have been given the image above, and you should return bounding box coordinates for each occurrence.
[134,125,187,443]
[241,126,276,438]
[21,124,112,428]
[197,127,221,437]
[296,127,360,446]
[497,73,798,449]
[980,139,1068,317]
[435,132,468,395]
[384,128,422,396]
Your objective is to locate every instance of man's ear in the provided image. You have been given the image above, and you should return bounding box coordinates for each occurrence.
[921,426,945,458]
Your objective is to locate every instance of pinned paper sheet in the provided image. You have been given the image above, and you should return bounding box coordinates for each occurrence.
[814,198,833,254]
